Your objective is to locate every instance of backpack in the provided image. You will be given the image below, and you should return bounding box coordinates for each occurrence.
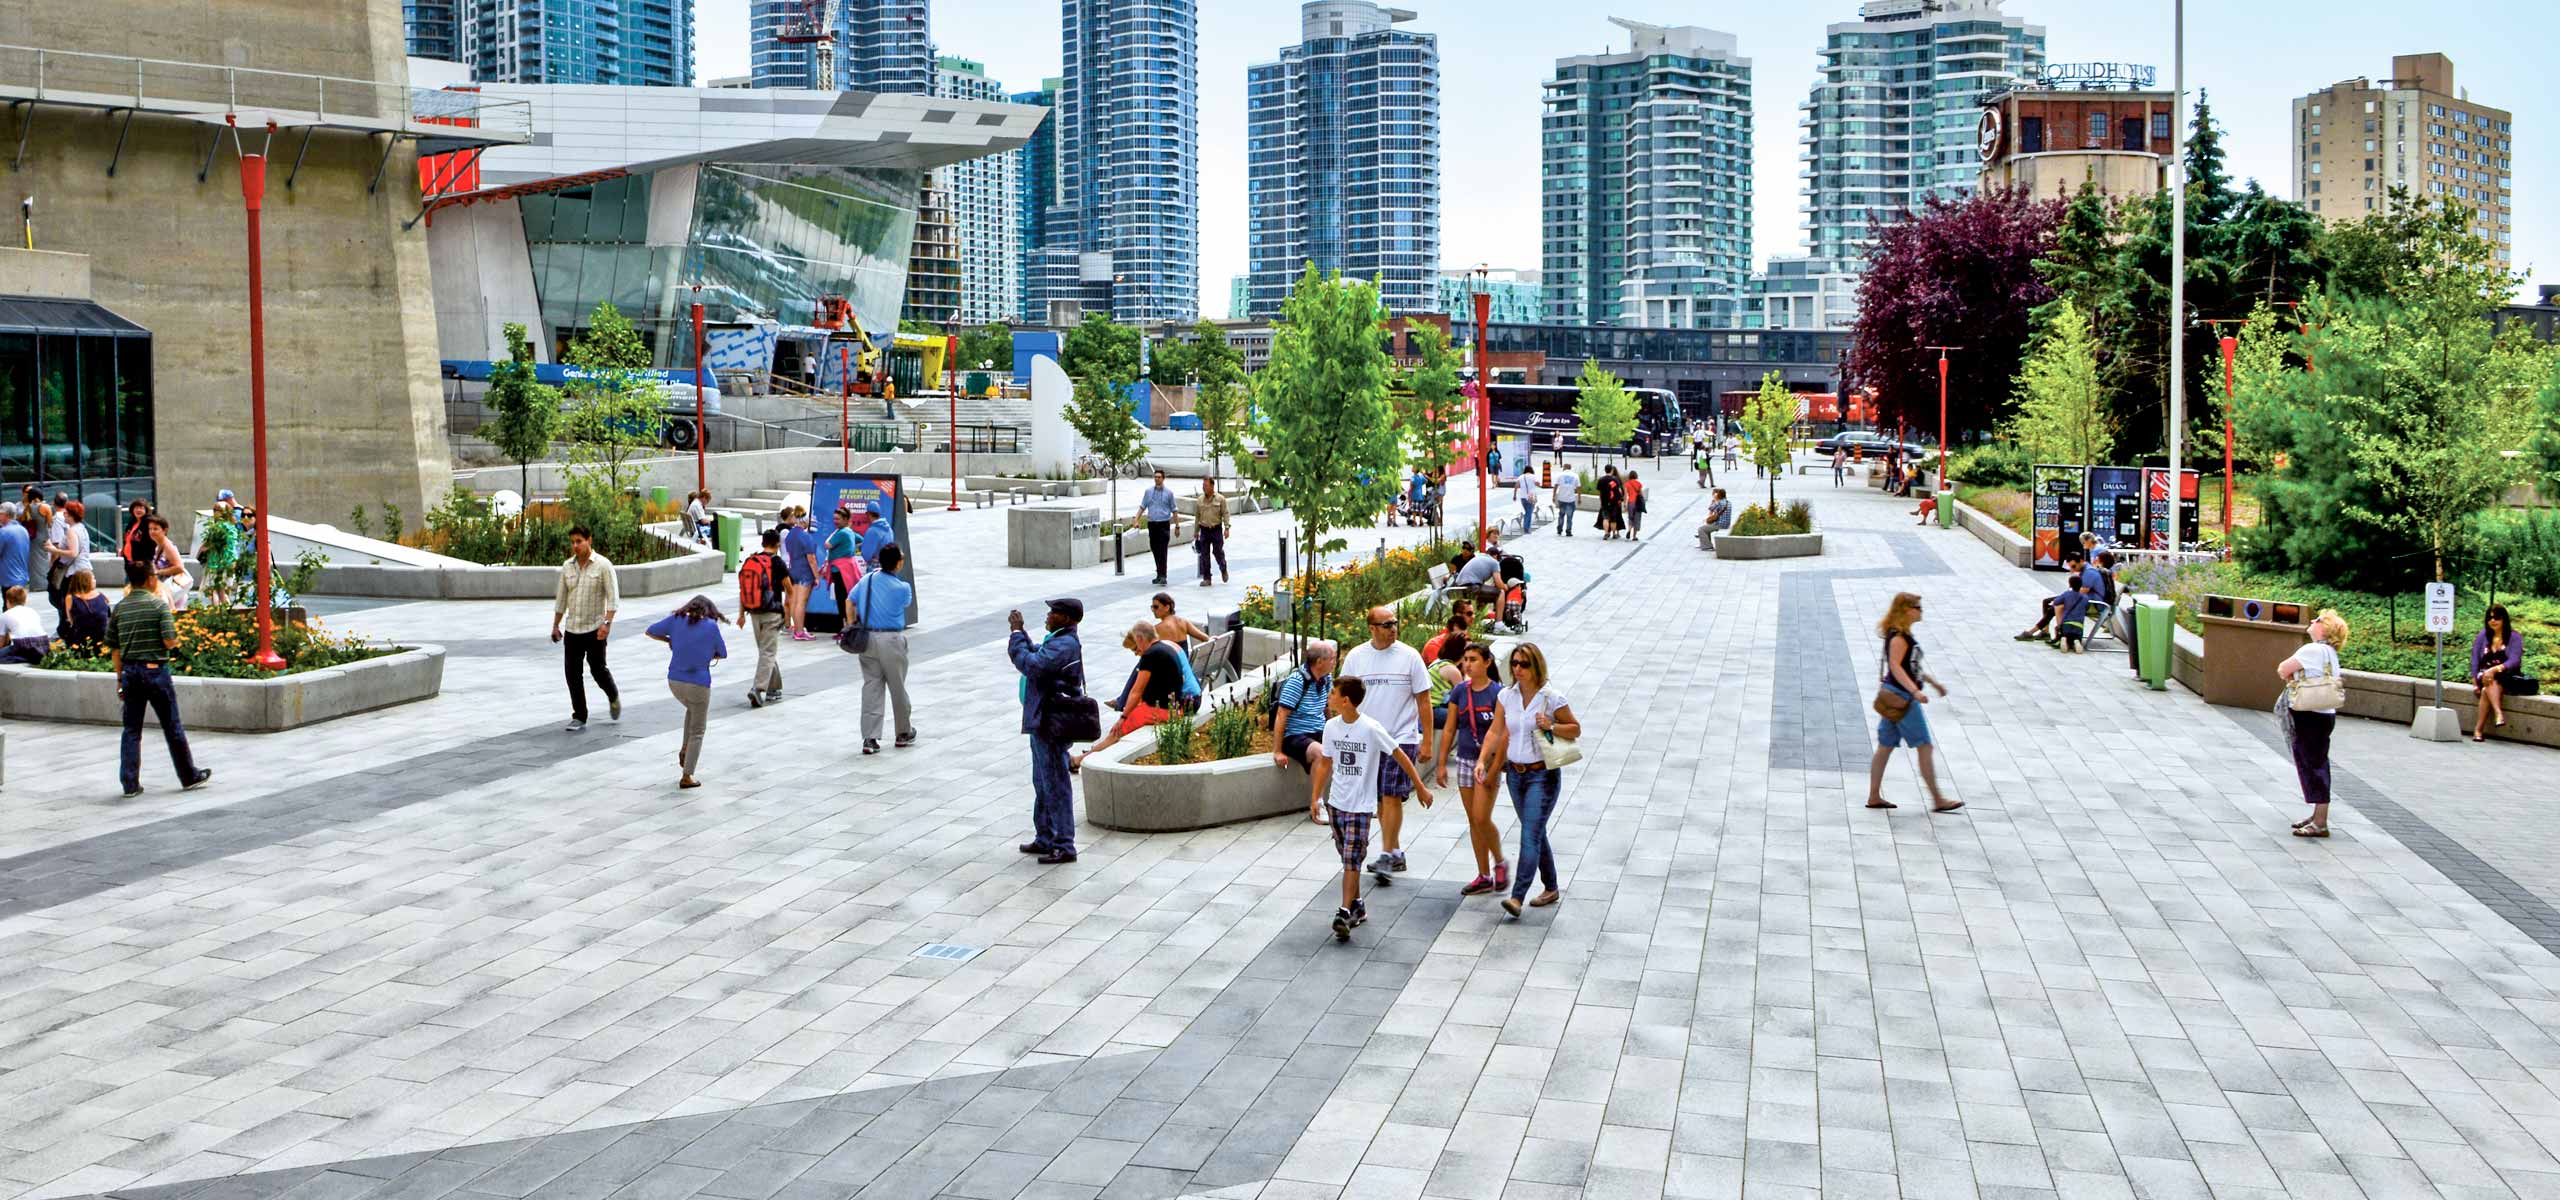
[740,551,784,614]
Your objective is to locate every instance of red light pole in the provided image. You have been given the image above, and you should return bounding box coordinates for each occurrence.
[945,327,961,511]
[1471,265,1492,548]
[234,119,284,672]
[1923,345,1961,492]
[2218,333,2237,533]
[838,343,853,471]
[689,284,707,495]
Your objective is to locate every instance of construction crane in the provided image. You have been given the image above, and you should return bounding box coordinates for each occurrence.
[774,0,839,88]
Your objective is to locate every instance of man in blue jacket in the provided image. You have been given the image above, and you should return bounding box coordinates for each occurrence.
[1010,597,1087,864]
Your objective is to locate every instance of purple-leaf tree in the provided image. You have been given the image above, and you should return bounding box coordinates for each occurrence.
[1848,188,2062,443]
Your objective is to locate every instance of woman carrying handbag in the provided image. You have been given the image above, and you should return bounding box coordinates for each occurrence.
[1475,641,1580,920]
[1865,593,1961,813]
[2277,609,2350,837]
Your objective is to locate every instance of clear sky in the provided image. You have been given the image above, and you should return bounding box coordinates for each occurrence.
[695,0,2551,318]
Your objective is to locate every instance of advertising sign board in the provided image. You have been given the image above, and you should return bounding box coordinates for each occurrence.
[806,472,918,628]
[2086,466,2144,548]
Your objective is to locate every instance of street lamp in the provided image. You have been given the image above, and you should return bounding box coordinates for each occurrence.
[1923,345,1962,492]
[233,117,285,672]
[946,308,961,511]
[1470,263,1492,548]
[838,343,854,471]
[2166,0,2188,553]
[689,281,707,496]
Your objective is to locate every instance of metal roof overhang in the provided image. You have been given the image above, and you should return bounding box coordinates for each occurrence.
[0,295,150,338]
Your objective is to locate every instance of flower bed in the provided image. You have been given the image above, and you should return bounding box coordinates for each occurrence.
[1731,500,1814,537]
[1953,486,2030,537]
[37,606,396,679]
[1238,542,1447,647]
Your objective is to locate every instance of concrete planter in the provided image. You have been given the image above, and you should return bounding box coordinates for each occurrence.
[0,645,446,733]
[973,475,1107,498]
[303,539,724,600]
[1083,674,1307,833]
[1710,528,1824,559]
[1951,498,2033,568]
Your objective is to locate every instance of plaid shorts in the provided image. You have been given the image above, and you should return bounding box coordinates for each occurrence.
[1329,808,1374,868]
[1453,757,1480,789]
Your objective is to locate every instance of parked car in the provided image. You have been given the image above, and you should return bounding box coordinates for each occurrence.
[1811,430,1935,460]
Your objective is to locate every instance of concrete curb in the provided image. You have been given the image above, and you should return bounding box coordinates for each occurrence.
[1709,529,1825,559]
[0,644,447,733]
[1950,498,2033,568]
[1083,673,1308,833]
[301,541,725,600]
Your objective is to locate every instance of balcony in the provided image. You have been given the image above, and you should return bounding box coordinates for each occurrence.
[0,44,532,150]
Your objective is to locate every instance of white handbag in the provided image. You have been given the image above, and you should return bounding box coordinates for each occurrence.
[1536,729,1582,770]
[2290,665,2346,712]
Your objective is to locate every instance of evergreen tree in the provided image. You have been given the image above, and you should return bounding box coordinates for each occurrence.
[2033,179,2118,334]
[2005,299,2113,466]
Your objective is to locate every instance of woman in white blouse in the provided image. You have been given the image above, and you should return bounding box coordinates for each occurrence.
[2277,609,2349,838]
[1476,641,1581,920]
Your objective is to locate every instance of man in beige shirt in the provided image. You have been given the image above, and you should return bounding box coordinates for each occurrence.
[550,526,621,731]
[1193,476,1229,587]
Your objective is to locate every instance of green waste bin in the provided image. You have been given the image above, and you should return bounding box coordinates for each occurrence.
[2135,599,2174,691]
[649,485,670,507]
[1936,491,1957,529]
[717,513,743,573]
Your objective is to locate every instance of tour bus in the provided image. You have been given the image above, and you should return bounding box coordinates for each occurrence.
[1482,383,1681,458]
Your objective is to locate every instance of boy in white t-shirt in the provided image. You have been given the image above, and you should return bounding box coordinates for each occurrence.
[1310,678,1432,940]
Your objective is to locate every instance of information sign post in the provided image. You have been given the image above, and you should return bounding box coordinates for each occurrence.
[2414,581,2460,740]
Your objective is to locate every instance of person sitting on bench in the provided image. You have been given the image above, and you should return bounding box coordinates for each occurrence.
[2014,550,2088,642]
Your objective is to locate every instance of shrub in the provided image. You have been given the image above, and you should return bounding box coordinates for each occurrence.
[1730,503,1814,537]
[1151,710,1198,765]
[1238,541,1448,647]
[1954,486,2032,537]
[1946,442,2034,490]
[41,605,394,679]
[2117,558,2560,681]
[408,484,684,566]
[1202,694,1261,760]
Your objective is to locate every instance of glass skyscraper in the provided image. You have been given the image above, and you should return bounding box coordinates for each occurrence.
[930,57,1024,326]
[1242,1,1439,321]
[1801,0,2044,266]
[462,0,693,87]
[405,0,462,62]
[1012,78,1062,325]
[1541,19,1753,329]
[1037,0,1199,325]
[748,0,932,92]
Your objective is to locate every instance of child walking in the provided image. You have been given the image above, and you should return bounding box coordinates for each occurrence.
[1309,677,1431,941]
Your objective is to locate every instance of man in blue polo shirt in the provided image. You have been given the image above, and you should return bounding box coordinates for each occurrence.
[857,500,897,570]
[1269,639,1338,772]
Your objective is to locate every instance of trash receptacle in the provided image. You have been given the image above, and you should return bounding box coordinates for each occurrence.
[717,513,743,572]
[1936,494,1956,529]
[649,485,670,507]
[2135,600,2174,691]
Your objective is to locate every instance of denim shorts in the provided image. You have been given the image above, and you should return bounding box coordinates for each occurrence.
[1875,683,1932,748]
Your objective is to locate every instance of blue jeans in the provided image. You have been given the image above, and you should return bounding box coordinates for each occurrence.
[1504,765,1562,900]
[1030,734,1075,853]
[1520,500,1536,533]
[119,663,200,792]
[1557,500,1576,535]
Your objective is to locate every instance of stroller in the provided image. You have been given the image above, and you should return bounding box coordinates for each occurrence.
[1495,554,1530,630]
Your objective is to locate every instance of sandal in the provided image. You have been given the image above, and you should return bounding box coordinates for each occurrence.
[2291,817,2314,830]
[1930,801,1965,814]
[1864,799,1898,809]
[2292,825,2329,838]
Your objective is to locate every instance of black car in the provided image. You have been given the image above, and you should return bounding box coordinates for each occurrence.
[1811,430,1935,460]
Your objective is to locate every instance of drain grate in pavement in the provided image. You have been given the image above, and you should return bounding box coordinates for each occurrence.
[913,942,982,962]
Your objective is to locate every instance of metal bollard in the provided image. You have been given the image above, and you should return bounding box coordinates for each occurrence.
[1115,526,1125,576]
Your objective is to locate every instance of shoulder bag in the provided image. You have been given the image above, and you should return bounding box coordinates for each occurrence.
[1525,689,1582,769]
[835,575,874,655]
[1037,666,1103,743]
[2290,668,2346,711]
[1872,636,1914,721]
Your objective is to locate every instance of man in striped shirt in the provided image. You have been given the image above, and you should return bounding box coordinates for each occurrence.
[107,572,210,797]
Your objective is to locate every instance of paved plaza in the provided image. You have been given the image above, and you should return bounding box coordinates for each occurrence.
[6,462,2560,1200]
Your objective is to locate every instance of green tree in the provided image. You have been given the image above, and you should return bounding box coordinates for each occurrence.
[557,302,664,537]
[1187,320,1248,480]
[1572,358,1638,464]
[1062,367,1146,530]
[2194,302,2290,472]
[2033,178,2118,333]
[484,322,562,498]
[1390,323,1468,525]
[2005,299,2113,465]
[1060,313,1141,383]
[2237,206,2537,587]
[1250,264,1401,586]
[958,322,1013,372]
[1741,371,1796,512]
[2534,357,2560,497]
[1147,332,1194,384]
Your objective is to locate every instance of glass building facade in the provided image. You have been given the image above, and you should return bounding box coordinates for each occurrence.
[748,0,932,92]
[0,301,155,541]
[405,0,462,62]
[1012,79,1063,325]
[1048,0,1200,324]
[1803,0,2044,268]
[1243,1,1440,321]
[518,165,919,364]
[1542,20,1753,329]
[466,0,693,88]
[932,58,1024,326]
